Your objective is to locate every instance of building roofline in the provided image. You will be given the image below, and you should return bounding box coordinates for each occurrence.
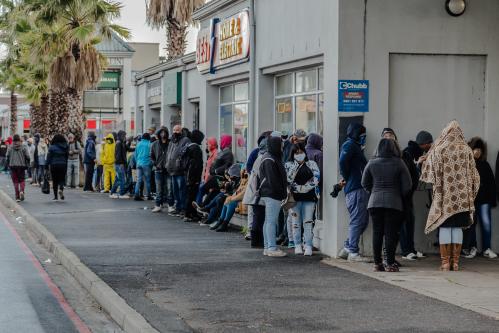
[134,52,196,80]
[192,0,246,21]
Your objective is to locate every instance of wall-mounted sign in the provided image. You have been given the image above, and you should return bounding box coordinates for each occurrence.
[338,80,369,112]
[196,9,250,74]
[98,71,121,89]
[147,79,161,105]
[164,72,182,106]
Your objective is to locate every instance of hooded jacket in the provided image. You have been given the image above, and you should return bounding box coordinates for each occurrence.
[402,140,424,196]
[210,134,234,176]
[114,130,128,165]
[203,137,218,182]
[101,134,116,165]
[46,142,69,166]
[150,128,169,169]
[185,130,205,185]
[135,138,152,167]
[6,142,30,168]
[258,136,287,201]
[305,133,323,184]
[166,133,191,175]
[339,123,367,194]
[83,135,96,164]
[37,142,48,166]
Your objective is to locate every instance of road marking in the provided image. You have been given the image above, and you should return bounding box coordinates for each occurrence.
[0,210,92,333]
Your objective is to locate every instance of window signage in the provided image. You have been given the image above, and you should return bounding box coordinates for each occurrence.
[338,80,369,112]
[195,9,250,74]
[98,71,120,89]
[147,79,161,105]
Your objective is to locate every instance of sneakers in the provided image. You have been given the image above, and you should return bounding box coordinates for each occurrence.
[464,247,478,259]
[167,206,176,213]
[402,252,417,261]
[348,253,369,262]
[483,248,498,259]
[151,206,162,213]
[109,193,119,199]
[304,246,313,256]
[416,251,426,258]
[338,247,349,260]
[15,198,20,202]
[119,194,130,199]
[294,245,303,255]
[100,190,109,193]
[244,231,251,240]
[169,210,182,217]
[266,249,287,257]
[288,241,295,249]
[59,189,64,200]
[19,192,24,201]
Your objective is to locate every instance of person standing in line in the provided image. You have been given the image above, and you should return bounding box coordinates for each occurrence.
[31,135,41,185]
[83,132,96,192]
[26,138,36,184]
[109,130,130,199]
[259,135,288,257]
[150,128,170,212]
[36,136,48,185]
[462,137,497,259]
[46,134,69,201]
[166,125,191,216]
[338,123,369,262]
[285,143,320,256]
[184,130,205,222]
[100,134,116,193]
[66,133,81,189]
[421,120,480,271]
[133,133,152,201]
[0,139,8,172]
[6,134,30,202]
[362,138,412,272]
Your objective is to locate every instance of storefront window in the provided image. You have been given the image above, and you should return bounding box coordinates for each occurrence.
[274,67,324,135]
[219,83,249,163]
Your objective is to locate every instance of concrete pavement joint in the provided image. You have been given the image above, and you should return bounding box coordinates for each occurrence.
[0,190,160,333]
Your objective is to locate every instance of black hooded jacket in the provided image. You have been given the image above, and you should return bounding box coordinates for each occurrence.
[402,140,424,196]
[185,130,205,185]
[114,130,128,165]
[258,136,287,201]
[151,128,169,169]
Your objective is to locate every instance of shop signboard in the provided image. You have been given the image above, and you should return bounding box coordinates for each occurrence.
[196,26,212,72]
[147,79,162,105]
[338,80,369,112]
[98,71,120,89]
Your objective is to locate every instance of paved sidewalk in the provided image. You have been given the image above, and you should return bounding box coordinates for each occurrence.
[2,176,499,332]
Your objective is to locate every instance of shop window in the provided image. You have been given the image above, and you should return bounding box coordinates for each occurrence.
[274,67,324,136]
[219,82,249,163]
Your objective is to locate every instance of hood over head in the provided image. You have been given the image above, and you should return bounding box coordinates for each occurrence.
[207,137,218,151]
[267,136,283,156]
[307,133,323,149]
[227,164,241,178]
[117,130,127,142]
[105,133,115,143]
[191,130,205,145]
[220,135,232,150]
[258,137,268,155]
[347,123,366,142]
[468,137,487,160]
[87,132,96,140]
[156,128,169,142]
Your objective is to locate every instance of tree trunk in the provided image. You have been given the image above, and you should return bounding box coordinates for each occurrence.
[39,94,49,139]
[29,103,41,135]
[48,89,83,141]
[10,90,17,135]
[67,88,83,142]
[166,18,187,59]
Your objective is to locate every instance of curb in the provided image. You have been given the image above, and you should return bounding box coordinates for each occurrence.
[0,190,160,333]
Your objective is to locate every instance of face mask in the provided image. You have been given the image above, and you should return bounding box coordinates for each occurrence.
[359,134,366,146]
[173,132,181,138]
[294,153,306,162]
[160,132,167,139]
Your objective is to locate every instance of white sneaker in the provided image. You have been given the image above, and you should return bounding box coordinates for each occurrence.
[109,194,119,199]
[402,252,417,261]
[118,194,130,199]
[483,249,498,259]
[304,246,313,256]
[263,249,268,256]
[348,253,368,262]
[266,249,287,257]
[151,206,162,213]
[416,251,426,258]
[167,206,176,213]
[338,247,349,260]
[465,247,478,259]
[294,245,303,255]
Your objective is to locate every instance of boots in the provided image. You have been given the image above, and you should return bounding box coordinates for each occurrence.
[451,243,462,271]
[215,220,230,232]
[439,244,452,271]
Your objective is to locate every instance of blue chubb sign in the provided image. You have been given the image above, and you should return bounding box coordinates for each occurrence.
[338,80,369,112]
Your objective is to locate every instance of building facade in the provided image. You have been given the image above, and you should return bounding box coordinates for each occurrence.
[135,0,499,257]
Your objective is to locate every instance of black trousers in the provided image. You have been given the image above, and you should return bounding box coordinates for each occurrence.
[50,164,66,198]
[84,162,94,191]
[369,208,403,265]
[251,205,265,247]
[185,183,200,218]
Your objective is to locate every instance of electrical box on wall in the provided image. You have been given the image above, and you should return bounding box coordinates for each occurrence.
[164,72,182,106]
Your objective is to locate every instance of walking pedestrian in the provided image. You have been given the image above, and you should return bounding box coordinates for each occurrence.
[27,138,36,184]
[166,125,191,215]
[420,120,480,271]
[6,134,30,202]
[46,134,69,201]
[362,138,412,272]
[133,133,152,201]
[260,135,288,257]
[338,123,369,261]
[36,136,48,185]
[150,128,170,211]
[184,130,205,222]
[285,143,320,256]
[462,137,497,259]
[109,130,129,199]
[83,132,96,192]
[66,133,81,188]
[101,134,116,193]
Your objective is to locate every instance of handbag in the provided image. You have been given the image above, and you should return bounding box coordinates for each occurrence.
[281,163,304,210]
[41,173,50,194]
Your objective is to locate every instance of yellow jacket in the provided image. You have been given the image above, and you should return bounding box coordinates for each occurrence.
[101,134,115,165]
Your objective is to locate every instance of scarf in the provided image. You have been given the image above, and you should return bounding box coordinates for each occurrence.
[420,120,480,234]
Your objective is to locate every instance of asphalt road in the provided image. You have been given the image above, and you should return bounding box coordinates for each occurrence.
[3,176,499,333]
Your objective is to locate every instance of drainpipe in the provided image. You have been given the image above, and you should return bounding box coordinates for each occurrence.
[249,0,256,150]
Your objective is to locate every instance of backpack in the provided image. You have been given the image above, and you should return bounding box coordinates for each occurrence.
[176,143,196,170]
[242,157,275,206]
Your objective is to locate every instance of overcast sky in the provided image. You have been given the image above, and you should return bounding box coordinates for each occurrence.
[116,0,198,57]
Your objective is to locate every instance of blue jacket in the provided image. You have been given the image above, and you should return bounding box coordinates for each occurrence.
[339,123,367,194]
[246,147,259,174]
[83,137,96,164]
[135,139,151,167]
[46,143,69,166]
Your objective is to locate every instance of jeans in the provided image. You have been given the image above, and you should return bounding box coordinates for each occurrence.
[440,227,463,244]
[290,201,316,247]
[205,192,226,223]
[464,204,492,251]
[37,165,45,185]
[10,167,25,199]
[219,200,239,222]
[110,164,127,196]
[171,175,187,211]
[261,197,282,251]
[66,159,80,187]
[196,182,206,205]
[370,208,403,265]
[154,169,169,207]
[93,165,103,191]
[134,165,152,198]
[344,188,369,254]
[400,200,416,255]
[83,162,94,191]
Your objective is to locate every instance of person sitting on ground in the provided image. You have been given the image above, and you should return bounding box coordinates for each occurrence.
[184,130,205,222]
[6,134,30,202]
[46,134,69,201]
[210,134,234,176]
[196,137,218,205]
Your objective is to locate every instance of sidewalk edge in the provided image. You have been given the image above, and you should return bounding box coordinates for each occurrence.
[0,190,160,333]
[322,258,499,320]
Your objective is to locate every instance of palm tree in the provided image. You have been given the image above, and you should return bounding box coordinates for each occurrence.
[146,0,205,59]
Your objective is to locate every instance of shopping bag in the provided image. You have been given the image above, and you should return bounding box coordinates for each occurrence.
[41,173,50,194]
